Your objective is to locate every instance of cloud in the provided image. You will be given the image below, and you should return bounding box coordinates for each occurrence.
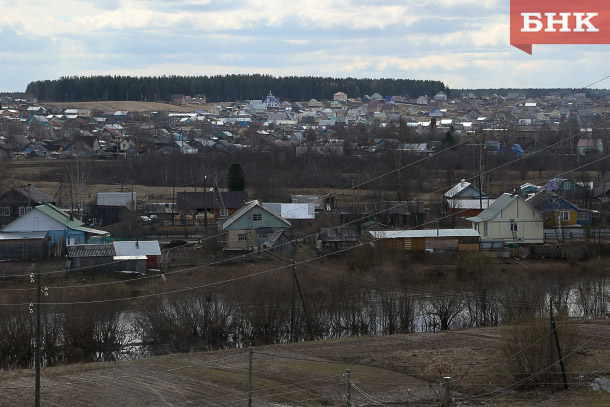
[0,0,608,91]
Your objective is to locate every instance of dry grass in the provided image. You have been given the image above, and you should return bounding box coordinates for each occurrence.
[1,320,608,406]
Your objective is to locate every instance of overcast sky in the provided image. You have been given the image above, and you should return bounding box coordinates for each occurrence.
[1,0,609,92]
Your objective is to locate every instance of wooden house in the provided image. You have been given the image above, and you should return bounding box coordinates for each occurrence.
[373,201,426,228]
[526,190,593,227]
[0,186,55,227]
[466,193,544,244]
[222,200,291,251]
[176,191,248,220]
[317,227,359,254]
[370,229,480,252]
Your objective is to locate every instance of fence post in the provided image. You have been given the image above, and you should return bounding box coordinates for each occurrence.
[248,348,253,407]
[345,369,351,407]
[443,376,451,407]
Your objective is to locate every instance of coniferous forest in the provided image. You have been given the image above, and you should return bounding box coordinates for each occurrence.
[25,74,449,102]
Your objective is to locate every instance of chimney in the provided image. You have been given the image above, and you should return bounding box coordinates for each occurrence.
[461,179,466,187]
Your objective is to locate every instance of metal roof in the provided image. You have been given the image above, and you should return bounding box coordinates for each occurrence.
[223,200,291,230]
[370,229,480,239]
[67,244,115,257]
[113,241,161,256]
[13,186,55,205]
[33,205,108,235]
[444,180,485,199]
[465,193,534,223]
[0,231,48,240]
[318,227,359,242]
[263,203,315,220]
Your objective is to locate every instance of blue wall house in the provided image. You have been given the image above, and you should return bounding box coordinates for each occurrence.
[2,204,109,256]
[526,190,593,227]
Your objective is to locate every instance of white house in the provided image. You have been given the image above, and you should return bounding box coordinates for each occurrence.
[466,193,544,244]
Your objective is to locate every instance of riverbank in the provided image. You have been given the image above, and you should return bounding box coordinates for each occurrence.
[1,318,609,406]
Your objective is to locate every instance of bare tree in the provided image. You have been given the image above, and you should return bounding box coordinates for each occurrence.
[0,158,12,194]
[65,160,93,220]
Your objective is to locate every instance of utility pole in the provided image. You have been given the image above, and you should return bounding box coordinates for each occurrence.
[35,272,41,407]
[172,175,177,226]
[130,179,135,235]
[549,296,556,392]
[294,270,314,341]
[550,298,569,390]
[31,271,47,407]
[203,172,207,231]
[248,348,253,407]
[27,183,32,209]
[213,177,217,263]
[345,369,351,407]
[291,259,296,342]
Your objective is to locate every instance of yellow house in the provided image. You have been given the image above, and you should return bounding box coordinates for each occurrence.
[466,193,544,244]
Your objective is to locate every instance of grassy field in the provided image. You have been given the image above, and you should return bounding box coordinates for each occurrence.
[1,319,608,406]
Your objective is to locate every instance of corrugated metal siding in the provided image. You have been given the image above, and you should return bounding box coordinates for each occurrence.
[97,192,136,208]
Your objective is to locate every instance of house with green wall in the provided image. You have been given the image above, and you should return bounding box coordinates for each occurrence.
[222,200,291,251]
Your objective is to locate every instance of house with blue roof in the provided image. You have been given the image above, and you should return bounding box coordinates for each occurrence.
[526,190,593,227]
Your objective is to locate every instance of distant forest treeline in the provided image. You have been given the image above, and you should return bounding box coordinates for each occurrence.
[25,75,449,103]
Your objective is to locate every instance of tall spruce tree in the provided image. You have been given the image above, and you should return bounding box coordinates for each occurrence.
[227,163,245,191]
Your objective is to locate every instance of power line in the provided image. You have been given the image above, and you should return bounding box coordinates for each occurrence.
[1,105,609,313]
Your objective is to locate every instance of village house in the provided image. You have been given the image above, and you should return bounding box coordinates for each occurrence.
[1,204,109,256]
[0,185,56,227]
[176,191,248,223]
[466,193,544,244]
[526,190,593,228]
[222,200,292,252]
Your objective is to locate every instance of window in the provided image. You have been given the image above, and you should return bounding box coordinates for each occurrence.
[257,232,267,240]
[238,233,248,241]
[252,213,262,222]
[483,222,488,236]
[563,181,571,190]
[561,211,570,221]
[19,207,26,216]
[510,222,518,232]
[577,212,590,221]
[2,207,9,217]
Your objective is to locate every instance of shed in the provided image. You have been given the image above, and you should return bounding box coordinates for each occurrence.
[370,229,480,252]
[67,240,161,273]
[317,227,359,253]
[67,244,115,273]
[113,241,161,269]
[0,231,48,260]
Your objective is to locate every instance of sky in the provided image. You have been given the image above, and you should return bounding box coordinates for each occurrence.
[1,0,609,92]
